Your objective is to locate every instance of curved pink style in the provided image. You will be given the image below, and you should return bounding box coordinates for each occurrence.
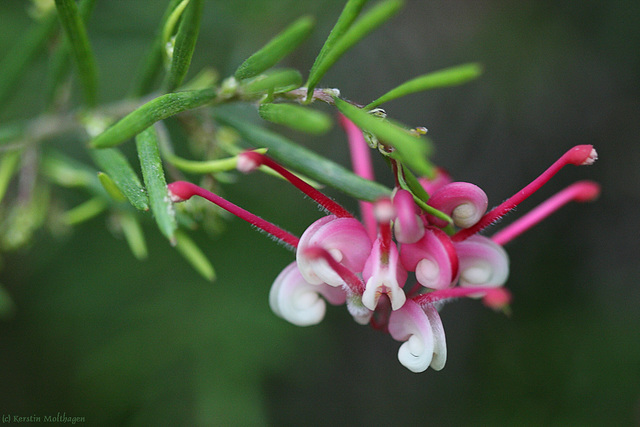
[453,145,598,241]
[168,181,300,248]
[491,180,601,245]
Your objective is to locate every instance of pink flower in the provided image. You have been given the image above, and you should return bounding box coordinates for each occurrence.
[166,115,599,373]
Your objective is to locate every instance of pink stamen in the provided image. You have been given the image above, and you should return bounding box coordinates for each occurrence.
[303,246,366,294]
[239,151,353,218]
[453,145,597,242]
[491,180,600,245]
[412,286,511,309]
[168,181,300,248]
[340,114,377,239]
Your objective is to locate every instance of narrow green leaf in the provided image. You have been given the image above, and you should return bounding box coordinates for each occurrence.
[91,148,149,211]
[90,88,217,148]
[305,0,403,96]
[334,97,434,177]
[97,172,127,202]
[365,63,483,109]
[258,103,332,134]
[130,0,184,96]
[136,126,177,243]
[235,15,315,80]
[0,284,16,319]
[0,11,58,107]
[174,230,215,281]
[163,0,204,92]
[213,109,391,201]
[0,150,21,204]
[41,150,100,191]
[54,0,99,106]
[241,69,302,95]
[306,0,368,96]
[63,197,108,225]
[118,211,148,260]
[45,0,97,107]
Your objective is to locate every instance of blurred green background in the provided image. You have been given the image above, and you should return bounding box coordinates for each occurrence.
[1,0,638,425]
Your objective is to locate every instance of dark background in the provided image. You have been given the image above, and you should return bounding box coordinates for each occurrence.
[1,0,638,425]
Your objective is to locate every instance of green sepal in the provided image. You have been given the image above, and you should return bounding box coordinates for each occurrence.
[174,229,216,281]
[234,15,315,80]
[90,88,217,148]
[258,103,332,135]
[305,0,403,98]
[136,126,177,244]
[241,69,302,95]
[213,108,391,201]
[163,0,204,92]
[91,148,149,211]
[306,0,368,97]
[365,63,483,109]
[54,0,99,107]
[334,97,434,177]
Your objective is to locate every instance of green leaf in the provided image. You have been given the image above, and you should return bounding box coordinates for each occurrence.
[334,97,434,177]
[163,0,204,92]
[91,148,149,211]
[130,0,184,96]
[213,108,391,201]
[0,284,16,319]
[305,0,403,97]
[241,69,302,95]
[97,172,127,202]
[258,103,332,135]
[62,197,108,225]
[306,0,369,96]
[45,0,97,107]
[0,150,21,204]
[136,126,177,244]
[234,15,315,80]
[365,63,483,109]
[0,11,58,108]
[117,211,148,260]
[174,230,215,281]
[90,88,217,148]
[54,0,99,107]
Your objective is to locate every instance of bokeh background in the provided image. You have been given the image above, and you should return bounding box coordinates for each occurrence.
[1,0,638,425]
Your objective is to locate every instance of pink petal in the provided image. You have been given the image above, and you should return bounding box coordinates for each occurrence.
[400,227,459,290]
[454,235,509,288]
[426,182,488,228]
[297,215,372,286]
[388,299,436,373]
[270,262,346,327]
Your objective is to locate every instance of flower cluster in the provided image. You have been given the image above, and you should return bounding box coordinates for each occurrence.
[168,116,599,373]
